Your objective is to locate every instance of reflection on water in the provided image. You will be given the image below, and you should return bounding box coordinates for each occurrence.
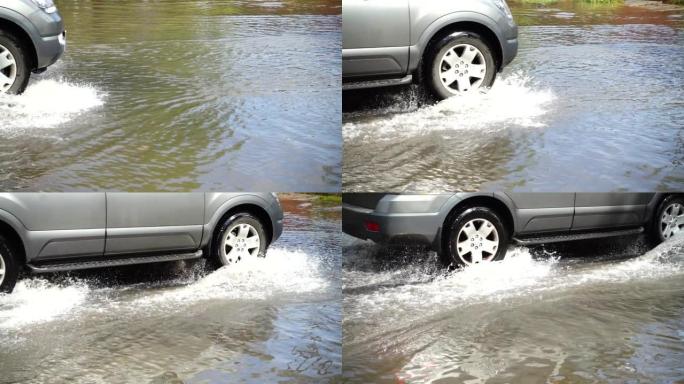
[0,195,342,383]
[342,234,684,383]
[0,0,341,191]
[343,1,684,192]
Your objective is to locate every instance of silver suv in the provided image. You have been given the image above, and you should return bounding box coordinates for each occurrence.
[342,0,518,99]
[343,193,683,267]
[0,193,284,293]
[0,0,66,94]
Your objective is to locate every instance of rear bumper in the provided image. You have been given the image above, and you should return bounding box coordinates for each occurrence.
[342,203,442,246]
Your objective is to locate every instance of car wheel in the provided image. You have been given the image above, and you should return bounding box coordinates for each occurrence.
[425,32,496,100]
[443,207,508,267]
[650,196,684,244]
[212,213,267,267]
[0,31,31,95]
[0,234,20,294]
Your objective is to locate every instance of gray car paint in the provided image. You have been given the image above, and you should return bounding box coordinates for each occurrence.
[0,193,283,264]
[342,0,518,80]
[0,0,65,69]
[342,193,663,250]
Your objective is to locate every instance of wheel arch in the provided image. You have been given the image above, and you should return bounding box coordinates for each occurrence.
[205,196,275,256]
[648,193,684,228]
[413,15,505,74]
[0,14,38,70]
[0,216,27,266]
[439,195,514,253]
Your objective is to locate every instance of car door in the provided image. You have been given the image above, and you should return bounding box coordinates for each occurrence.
[342,0,410,78]
[105,193,205,255]
[0,193,106,262]
[502,193,575,234]
[572,193,654,230]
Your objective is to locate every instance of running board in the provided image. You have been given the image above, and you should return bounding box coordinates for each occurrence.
[513,227,644,246]
[343,75,413,90]
[28,250,203,273]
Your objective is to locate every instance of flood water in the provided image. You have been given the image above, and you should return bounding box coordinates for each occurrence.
[342,234,684,382]
[343,0,684,192]
[0,0,341,192]
[0,195,342,383]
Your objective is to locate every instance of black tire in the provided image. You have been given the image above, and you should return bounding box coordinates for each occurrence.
[0,234,20,294]
[210,213,267,268]
[0,30,31,95]
[441,206,509,268]
[424,32,496,100]
[648,195,684,245]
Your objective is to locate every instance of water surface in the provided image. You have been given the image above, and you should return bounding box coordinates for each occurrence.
[0,195,342,383]
[343,0,684,191]
[0,0,341,191]
[343,234,684,382]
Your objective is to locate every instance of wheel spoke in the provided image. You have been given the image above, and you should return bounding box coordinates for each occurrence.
[479,223,494,237]
[441,70,457,87]
[456,76,470,92]
[675,214,684,226]
[459,46,478,64]
[471,248,483,263]
[226,246,240,260]
[462,222,477,239]
[0,72,11,86]
[481,239,498,255]
[225,233,237,247]
[442,49,457,68]
[245,235,260,249]
[469,64,486,79]
[0,51,14,71]
[457,240,472,255]
[237,224,249,238]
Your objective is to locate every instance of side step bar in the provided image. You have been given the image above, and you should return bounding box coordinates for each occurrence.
[28,250,203,273]
[513,227,644,246]
[343,75,413,91]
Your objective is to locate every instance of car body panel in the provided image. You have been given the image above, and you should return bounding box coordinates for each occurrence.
[504,193,575,234]
[0,193,283,265]
[0,0,65,69]
[0,193,105,261]
[342,0,410,77]
[572,193,653,230]
[342,193,666,251]
[105,193,205,255]
[342,0,518,82]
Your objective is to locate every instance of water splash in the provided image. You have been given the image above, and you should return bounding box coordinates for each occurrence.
[343,73,556,141]
[345,235,684,322]
[0,248,329,330]
[0,79,105,131]
[134,248,330,306]
[0,278,90,329]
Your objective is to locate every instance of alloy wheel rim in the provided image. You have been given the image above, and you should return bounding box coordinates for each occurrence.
[456,218,499,265]
[0,252,6,286]
[221,223,261,264]
[439,43,486,94]
[660,203,684,240]
[0,44,17,93]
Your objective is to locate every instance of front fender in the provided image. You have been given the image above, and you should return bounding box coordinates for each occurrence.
[409,10,507,72]
[202,193,281,248]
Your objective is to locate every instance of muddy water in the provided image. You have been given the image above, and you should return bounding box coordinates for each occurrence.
[0,0,341,192]
[0,195,341,383]
[342,0,684,192]
[342,234,684,383]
